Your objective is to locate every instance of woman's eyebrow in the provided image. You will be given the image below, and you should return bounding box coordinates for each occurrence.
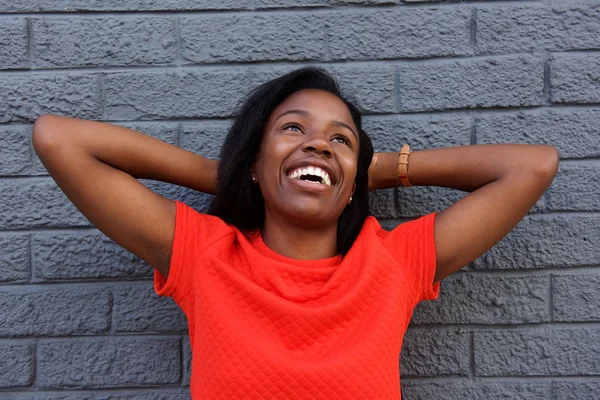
[332,120,358,139]
[275,109,358,139]
[274,109,309,121]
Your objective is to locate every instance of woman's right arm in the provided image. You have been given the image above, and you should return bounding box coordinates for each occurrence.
[32,114,218,278]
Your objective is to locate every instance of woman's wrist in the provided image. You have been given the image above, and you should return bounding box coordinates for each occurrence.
[368,151,406,191]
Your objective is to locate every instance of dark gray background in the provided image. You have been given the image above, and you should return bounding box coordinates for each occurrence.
[0,0,599,398]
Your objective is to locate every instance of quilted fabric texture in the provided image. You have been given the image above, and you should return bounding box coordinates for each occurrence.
[155,201,439,399]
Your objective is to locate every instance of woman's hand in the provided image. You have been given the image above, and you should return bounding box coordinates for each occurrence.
[372,144,559,284]
[368,152,381,191]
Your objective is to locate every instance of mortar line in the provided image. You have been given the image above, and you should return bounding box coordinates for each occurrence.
[0,2,548,18]
[176,121,182,148]
[99,72,107,121]
[28,233,33,282]
[323,16,331,62]
[26,17,33,68]
[469,331,476,379]
[543,54,552,105]
[32,338,38,389]
[174,15,182,68]
[179,336,184,385]
[549,272,554,323]
[470,8,478,55]
[394,64,400,113]
[471,117,477,145]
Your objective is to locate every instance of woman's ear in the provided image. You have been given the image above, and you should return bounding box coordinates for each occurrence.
[251,154,260,183]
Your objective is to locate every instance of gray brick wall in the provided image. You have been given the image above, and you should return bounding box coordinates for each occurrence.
[0,0,597,398]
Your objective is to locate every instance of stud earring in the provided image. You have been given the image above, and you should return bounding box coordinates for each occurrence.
[349,196,353,204]
[252,176,257,182]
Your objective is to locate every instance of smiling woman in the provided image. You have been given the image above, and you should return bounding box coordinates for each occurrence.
[208,69,374,256]
[31,67,559,400]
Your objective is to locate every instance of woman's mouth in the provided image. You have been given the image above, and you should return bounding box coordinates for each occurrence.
[286,166,333,187]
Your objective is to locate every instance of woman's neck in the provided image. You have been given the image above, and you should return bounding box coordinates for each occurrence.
[260,215,338,260]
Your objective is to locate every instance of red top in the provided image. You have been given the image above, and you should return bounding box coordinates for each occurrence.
[155,200,439,399]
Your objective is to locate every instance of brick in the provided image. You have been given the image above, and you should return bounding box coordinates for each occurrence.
[0,235,29,283]
[0,18,28,69]
[401,328,469,377]
[331,0,397,3]
[412,272,549,325]
[363,114,472,152]
[553,382,600,400]
[0,395,93,400]
[112,283,187,333]
[402,381,549,400]
[477,4,600,54]
[553,273,600,322]
[141,180,214,213]
[0,125,32,175]
[250,64,397,114]
[369,189,396,219]
[0,73,100,123]
[33,121,179,175]
[473,214,600,269]
[327,8,471,60]
[0,179,89,229]
[362,114,472,217]
[254,0,328,7]
[37,338,180,388]
[32,231,152,281]
[398,55,544,112]
[183,336,191,387]
[180,14,326,64]
[397,186,466,218]
[546,163,600,211]
[105,68,253,120]
[477,109,600,158]
[256,0,398,6]
[475,327,600,376]
[0,393,190,400]
[0,341,34,387]
[94,392,191,400]
[0,0,251,12]
[0,286,109,336]
[180,120,230,159]
[328,64,397,114]
[32,17,177,68]
[551,54,600,104]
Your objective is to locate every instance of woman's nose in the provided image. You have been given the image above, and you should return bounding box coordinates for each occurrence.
[302,135,332,157]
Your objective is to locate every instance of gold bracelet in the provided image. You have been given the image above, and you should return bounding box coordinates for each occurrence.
[397,144,412,187]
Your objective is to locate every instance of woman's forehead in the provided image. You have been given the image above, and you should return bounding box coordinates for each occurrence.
[269,89,355,127]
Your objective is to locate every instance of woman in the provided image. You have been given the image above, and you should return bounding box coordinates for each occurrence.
[32,68,559,399]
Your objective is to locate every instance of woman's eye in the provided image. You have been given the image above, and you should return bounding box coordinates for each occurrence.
[283,124,302,132]
[332,135,350,145]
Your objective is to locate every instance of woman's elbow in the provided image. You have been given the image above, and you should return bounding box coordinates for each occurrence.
[32,114,63,155]
[533,145,560,184]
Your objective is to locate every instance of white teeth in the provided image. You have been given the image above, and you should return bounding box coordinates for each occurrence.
[287,165,333,186]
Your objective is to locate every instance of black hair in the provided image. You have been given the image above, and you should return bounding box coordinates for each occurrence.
[207,67,374,255]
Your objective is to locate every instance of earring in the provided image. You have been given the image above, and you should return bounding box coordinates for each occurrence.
[252,176,257,182]
[349,196,353,204]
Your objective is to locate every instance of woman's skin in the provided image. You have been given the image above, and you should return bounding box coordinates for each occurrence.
[32,89,559,285]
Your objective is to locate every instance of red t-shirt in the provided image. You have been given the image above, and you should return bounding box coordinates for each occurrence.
[155,200,439,399]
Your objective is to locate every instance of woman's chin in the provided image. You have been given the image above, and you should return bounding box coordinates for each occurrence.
[281,204,342,228]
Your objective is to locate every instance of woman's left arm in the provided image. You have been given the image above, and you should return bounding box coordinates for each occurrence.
[369,144,560,283]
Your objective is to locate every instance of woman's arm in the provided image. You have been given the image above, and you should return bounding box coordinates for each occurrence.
[32,114,218,278]
[369,144,560,283]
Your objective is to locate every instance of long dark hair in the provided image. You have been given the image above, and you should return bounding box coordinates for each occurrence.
[208,67,374,255]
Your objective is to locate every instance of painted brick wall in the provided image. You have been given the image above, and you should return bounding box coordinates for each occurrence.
[0,0,599,398]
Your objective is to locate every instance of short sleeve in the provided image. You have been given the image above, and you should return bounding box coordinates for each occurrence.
[382,212,439,304]
[154,200,227,305]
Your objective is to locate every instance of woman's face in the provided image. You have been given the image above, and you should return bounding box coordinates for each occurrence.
[254,89,359,228]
